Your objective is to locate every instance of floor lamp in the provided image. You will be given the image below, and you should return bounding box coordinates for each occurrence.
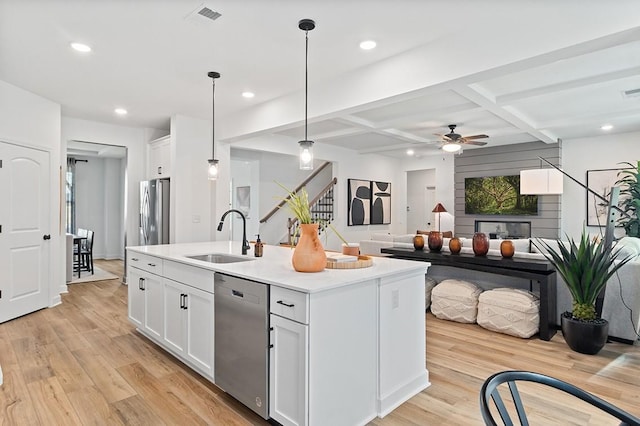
[432,203,447,232]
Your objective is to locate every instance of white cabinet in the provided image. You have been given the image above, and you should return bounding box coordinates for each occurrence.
[127,265,163,340]
[127,253,215,381]
[269,314,308,426]
[147,136,171,178]
[163,278,215,378]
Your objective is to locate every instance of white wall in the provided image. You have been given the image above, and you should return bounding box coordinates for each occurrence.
[231,135,405,251]
[562,131,640,240]
[230,159,260,243]
[0,79,63,304]
[73,156,125,259]
[170,115,213,243]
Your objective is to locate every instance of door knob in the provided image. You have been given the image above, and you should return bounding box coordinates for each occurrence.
[43,234,51,240]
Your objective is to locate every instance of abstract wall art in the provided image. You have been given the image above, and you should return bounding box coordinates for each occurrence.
[348,179,392,226]
[371,181,391,224]
[348,179,371,225]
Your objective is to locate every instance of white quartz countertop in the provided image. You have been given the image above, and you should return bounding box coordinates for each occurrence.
[127,241,429,293]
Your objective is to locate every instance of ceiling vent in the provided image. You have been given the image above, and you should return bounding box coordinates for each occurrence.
[185,3,221,25]
[622,88,640,98]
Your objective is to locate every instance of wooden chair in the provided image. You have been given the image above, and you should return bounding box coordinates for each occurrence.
[80,230,94,275]
[480,370,640,425]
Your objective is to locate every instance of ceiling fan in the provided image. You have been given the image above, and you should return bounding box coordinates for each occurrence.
[434,124,488,152]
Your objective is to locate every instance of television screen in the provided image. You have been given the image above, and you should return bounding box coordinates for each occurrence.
[465,175,538,215]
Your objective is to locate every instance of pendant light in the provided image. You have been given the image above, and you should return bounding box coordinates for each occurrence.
[298,19,315,170]
[207,71,221,180]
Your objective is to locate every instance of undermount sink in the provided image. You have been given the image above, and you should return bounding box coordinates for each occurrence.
[186,253,254,264]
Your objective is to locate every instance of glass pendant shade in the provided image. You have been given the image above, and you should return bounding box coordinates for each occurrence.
[442,143,461,153]
[299,140,314,170]
[207,159,219,180]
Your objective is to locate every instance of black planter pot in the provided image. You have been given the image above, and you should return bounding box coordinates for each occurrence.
[561,312,609,355]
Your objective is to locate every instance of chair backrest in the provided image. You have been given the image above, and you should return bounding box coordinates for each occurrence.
[85,230,94,251]
[480,370,640,426]
[77,228,88,238]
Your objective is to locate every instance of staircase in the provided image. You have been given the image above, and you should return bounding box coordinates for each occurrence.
[286,177,337,245]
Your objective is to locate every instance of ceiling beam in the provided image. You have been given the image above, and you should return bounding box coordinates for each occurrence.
[496,66,640,105]
[456,84,558,144]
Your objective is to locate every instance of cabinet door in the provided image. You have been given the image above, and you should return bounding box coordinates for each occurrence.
[148,137,171,178]
[163,279,186,354]
[269,314,308,426]
[185,286,215,377]
[128,268,145,328]
[143,273,164,340]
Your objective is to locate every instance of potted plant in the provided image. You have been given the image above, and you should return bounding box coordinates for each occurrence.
[534,230,632,354]
[277,183,327,272]
[616,161,640,238]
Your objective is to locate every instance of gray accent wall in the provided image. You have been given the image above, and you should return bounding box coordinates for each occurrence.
[454,141,562,239]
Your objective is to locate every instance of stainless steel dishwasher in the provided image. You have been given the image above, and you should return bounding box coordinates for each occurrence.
[214,272,269,419]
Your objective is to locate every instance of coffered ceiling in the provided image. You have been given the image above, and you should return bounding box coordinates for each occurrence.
[1,1,639,158]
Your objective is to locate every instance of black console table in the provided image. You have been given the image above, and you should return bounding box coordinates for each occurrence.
[381,247,557,341]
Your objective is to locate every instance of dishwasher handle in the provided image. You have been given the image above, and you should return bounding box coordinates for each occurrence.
[232,289,244,298]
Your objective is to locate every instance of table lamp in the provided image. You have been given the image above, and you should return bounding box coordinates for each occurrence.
[432,203,447,232]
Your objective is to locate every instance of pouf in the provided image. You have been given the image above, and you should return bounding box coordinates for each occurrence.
[431,279,482,323]
[477,288,540,338]
[425,277,438,310]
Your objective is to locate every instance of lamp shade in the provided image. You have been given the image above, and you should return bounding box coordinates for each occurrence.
[432,203,447,213]
[442,143,461,153]
[520,169,563,194]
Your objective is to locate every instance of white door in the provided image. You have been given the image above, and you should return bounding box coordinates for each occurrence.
[0,142,50,323]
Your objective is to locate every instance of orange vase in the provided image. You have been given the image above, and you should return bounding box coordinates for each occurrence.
[292,223,327,272]
[449,237,462,254]
[472,232,490,256]
[500,240,515,258]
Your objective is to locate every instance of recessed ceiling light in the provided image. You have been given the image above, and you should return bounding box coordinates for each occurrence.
[70,42,92,53]
[242,92,255,98]
[359,40,377,50]
[600,124,613,131]
[114,108,128,115]
[406,149,414,156]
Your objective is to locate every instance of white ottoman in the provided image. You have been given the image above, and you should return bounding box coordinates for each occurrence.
[477,288,540,338]
[431,279,482,323]
[425,277,438,310]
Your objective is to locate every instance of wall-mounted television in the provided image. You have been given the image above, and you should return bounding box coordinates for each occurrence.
[465,175,538,215]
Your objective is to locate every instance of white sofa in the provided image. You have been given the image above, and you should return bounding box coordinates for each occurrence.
[360,233,640,342]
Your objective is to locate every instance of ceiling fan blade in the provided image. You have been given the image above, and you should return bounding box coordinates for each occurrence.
[463,134,489,140]
[461,140,488,146]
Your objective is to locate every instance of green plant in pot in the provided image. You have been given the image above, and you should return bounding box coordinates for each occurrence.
[534,230,632,354]
[616,161,640,238]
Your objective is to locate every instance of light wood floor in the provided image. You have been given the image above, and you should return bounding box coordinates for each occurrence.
[1,259,638,425]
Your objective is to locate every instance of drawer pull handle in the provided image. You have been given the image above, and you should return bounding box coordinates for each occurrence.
[148,263,156,267]
[131,258,139,261]
[277,300,294,308]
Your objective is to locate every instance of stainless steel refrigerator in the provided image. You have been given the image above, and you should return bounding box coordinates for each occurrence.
[139,178,170,245]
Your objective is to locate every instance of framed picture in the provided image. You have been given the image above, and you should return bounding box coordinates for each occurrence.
[236,186,250,218]
[348,179,371,225]
[371,181,391,224]
[586,168,631,227]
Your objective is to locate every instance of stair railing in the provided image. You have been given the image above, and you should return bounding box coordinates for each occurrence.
[287,177,337,245]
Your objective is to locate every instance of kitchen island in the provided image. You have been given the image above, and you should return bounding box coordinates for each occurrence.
[126,241,430,426]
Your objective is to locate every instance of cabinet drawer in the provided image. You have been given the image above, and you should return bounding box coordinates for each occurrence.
[270,286,309,324]
[127,252,163,275]
[163,260,215,293]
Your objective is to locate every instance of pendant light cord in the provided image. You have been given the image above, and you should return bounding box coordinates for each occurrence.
[304,29,309,141]
[212,77,216,158]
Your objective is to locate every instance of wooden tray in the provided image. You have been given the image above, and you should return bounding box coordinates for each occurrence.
[326,255,373,269]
